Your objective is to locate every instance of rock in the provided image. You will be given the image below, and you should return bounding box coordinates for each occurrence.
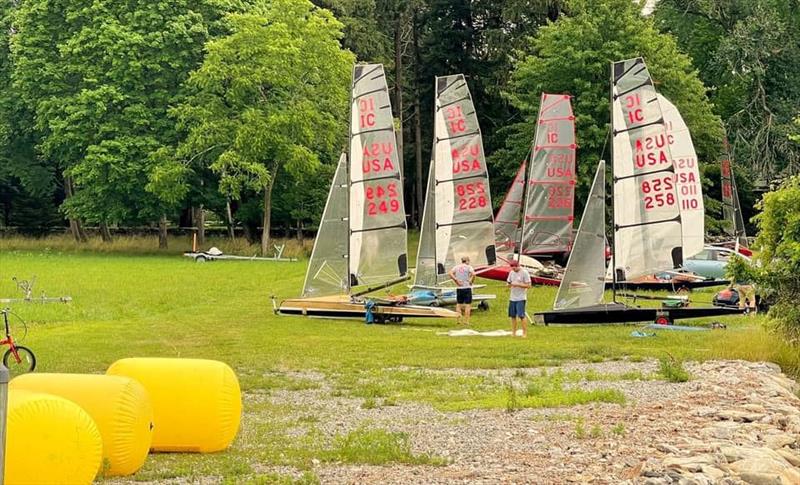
[737,472,783,485]
[775,449,800,467]
[730,458,800,485]
[663,454,717,473]
[656,443,680,454]
[720,446,787,464]
[717,410,764,423]
[704,422,739,440]
[764,433,796,450]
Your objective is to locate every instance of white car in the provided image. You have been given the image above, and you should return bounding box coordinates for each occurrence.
[682,246,751,280]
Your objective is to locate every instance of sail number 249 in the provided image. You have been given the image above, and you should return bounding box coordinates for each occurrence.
[366,183,400,216]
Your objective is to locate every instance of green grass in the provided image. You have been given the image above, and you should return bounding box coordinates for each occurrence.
[0,243,798,480]
[658,356,692,383]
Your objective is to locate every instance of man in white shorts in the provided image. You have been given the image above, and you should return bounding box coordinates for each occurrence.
[506,259,531,337]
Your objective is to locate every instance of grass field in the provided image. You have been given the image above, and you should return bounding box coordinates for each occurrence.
[1,237,798,482]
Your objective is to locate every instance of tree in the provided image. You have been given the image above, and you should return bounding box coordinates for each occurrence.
[10,0,229,246]
[494,0,723,211]
[655,0,800,181]
[173,0,353,255]
[729,176,800,343]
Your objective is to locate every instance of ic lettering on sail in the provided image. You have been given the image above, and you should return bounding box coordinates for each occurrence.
[361,141,395,174]
[358,96,376,129]
[456,182,487,211]
[446,104,466,134]
[546,121,559,144]
[625,93,644,123]
[451,144,482,174]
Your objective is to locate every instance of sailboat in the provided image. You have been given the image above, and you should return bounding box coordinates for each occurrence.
[535,57,743,324]
[277,64,456,321]
[720,150,751,254]
[407,74,496,308]
[607,93,729,291]
[481,93,577,285]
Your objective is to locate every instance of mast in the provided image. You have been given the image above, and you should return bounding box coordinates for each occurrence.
[345,67,354,294]
[609,62,617,303]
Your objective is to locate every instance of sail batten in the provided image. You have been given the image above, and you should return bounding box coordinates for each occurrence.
[415,74,496,286]
[611,57,684,281]
[520,93,577,255]
[349,63,408,288]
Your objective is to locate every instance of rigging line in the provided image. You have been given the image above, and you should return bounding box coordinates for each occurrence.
[615,215,681,231]
[350,174,401,184]
[435,172,489,185]
[436,218,493,229]
[613,58,644,83]
[613,165,674,182]
[600,126,610,161]
[437,78,466,97]
[613,117,664,135]
[614,78,654,100]
[436,131,480,142]
[437,95,470,109]
[351,126,394,137]
[351,222,407,234]
[352,87,386,99]
[353,65,381,84]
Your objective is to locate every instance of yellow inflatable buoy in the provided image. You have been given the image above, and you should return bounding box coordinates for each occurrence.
[107,357,241,452]
[11,373,154,476]
[5,390,103,485]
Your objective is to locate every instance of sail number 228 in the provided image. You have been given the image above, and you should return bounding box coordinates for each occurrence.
[456,182,487,211]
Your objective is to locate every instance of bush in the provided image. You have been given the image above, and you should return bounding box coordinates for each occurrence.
[729,176,800,343]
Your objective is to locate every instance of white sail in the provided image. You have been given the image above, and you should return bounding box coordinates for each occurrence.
[555,160,607,310]
[422,74,495,282]
[414,161,437,287]
[302,153,349,297]
[494,161,526,252]
[521,93,577,255]
[658,94,704,258]
[349,64,408,287]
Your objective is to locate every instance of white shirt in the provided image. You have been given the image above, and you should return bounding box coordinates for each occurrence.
[507,268,531,301]
[451,263,475,287]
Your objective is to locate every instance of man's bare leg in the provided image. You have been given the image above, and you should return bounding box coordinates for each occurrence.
[511,317,517,336]
[520,317,528,338]
[455,304,463,324]
[463,305,472,326]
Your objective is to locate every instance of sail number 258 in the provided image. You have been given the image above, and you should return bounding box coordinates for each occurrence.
[641,175,676,210]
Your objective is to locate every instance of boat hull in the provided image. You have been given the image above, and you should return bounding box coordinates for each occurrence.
[477,266,561,286]
[406,289,495,308]
[606,279,730,291]
[534,303,744,325]
[277,295,458,321]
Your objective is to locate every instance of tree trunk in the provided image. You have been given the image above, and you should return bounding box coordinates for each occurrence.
[413,10,424,227]
[193,206,206,246]
[260,175,277,256]
[296,219,303,241]
[64,175,88,243]
[225,199,235,241]
[394,10,405,207]
[100,221,113,242]
[158,215,168,249]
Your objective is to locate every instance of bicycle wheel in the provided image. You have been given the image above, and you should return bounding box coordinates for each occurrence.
[3,346,36,375]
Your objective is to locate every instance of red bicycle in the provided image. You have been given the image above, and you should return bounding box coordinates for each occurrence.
[1,308,36,375]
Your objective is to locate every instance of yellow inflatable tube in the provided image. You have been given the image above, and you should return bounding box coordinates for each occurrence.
[107,357,241,452]
[11,373,154,476]
[5,389,103,485]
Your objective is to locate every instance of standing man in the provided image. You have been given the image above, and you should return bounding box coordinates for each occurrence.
[449,256,475,325]
[506,259,532,337]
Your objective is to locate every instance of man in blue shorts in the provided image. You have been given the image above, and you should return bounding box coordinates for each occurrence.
[506,259,531,337]
[449,256,475,325]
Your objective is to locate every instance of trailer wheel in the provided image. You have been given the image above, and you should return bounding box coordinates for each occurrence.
[478,300,490,311]
[655,315,671,325]
[195,255,207,263]
[429,301,440,307]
